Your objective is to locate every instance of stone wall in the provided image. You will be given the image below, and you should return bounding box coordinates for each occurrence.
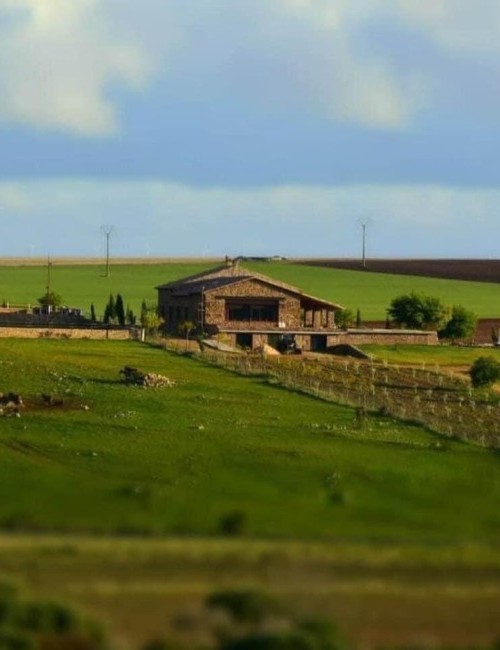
[331,329,438,346]
[0,326,135,340]
[223,328,438,350]
[205,279,303,329]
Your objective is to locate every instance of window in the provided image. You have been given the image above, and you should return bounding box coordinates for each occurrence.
[226,300,278,322]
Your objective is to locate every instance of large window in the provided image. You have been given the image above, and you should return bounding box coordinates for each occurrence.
[226,300,278,322]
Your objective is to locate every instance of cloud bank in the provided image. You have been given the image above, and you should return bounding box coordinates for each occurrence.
[0,180,497,258]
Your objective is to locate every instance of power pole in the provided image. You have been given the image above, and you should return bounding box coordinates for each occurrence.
[358,219,370,268]
[45,255,52,317]
[101,225,114,277]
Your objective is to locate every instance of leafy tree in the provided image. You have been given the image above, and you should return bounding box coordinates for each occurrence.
[440,305,477,341]
[178,320,195,351]
[469,356,500,388]
[37,292,63,309]
[90,303,96,322]
[115,294,125,326]
[335,309,353,330]
[140,305,163,334]
[387,292,448,330]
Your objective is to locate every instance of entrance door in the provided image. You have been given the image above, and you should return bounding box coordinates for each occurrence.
[311,335,327,351]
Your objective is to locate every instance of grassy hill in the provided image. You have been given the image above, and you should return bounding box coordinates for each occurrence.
[0,259,499,320]
[1,338,499,543]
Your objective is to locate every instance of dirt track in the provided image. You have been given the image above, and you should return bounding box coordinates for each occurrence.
[300,258,500,283]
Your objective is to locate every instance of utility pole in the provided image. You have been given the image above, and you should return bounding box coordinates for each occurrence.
[101,225,114,277]
[45,255,52,317]
[358,219,370,268]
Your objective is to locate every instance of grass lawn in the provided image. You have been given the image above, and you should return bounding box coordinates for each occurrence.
[360,344,500,366]
[0,259,499,320]
[0,338,499,543]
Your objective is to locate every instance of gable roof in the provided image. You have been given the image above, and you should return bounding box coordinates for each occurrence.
[156,262,343,310]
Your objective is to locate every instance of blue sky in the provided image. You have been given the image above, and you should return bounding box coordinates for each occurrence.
[1,0,500,258]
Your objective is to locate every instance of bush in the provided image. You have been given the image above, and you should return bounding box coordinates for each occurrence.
[335,309,353,330]
[19,601,80,633]
[218,510,247,536]
[207,590,272,624]
[440,305,477,341]
[470,356,500,388]
[0,628,36,650]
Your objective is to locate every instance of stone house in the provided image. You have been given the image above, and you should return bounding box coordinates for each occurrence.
[156,261,344,351]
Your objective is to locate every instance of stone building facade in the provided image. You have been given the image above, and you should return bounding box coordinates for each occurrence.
[157,262,439,351]
[157,262,342,348]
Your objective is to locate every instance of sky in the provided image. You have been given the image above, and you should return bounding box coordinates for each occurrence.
[1,0,500,258]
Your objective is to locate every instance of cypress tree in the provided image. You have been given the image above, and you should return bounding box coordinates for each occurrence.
[115,294,125,325]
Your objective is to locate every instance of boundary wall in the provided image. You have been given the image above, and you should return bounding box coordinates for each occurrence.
[0,326,140,340]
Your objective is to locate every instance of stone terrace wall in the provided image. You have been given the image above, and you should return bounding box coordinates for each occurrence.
[0,326,135,340]
[335,329,438,346]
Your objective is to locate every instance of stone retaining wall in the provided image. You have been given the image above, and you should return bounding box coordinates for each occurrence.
[0,326,136,340]
[223,328,438,350]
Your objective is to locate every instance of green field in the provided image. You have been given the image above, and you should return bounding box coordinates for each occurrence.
[1,338,499,541]
[1,259,499,320]
[2,338,500,647]
[361,344,500,366]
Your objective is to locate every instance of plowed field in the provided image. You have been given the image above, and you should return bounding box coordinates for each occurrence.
[300,258,500,283]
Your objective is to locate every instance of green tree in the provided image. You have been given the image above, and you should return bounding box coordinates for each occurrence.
[103,294,116,324]
[178,320,195,351]
[126,305,136,325]
[387,292,448,330]
[90,303,96,322]
[140,306,163,335]
[115,294,125,326]
[440,305,477,342]
[469,356,500,388]
[37,292,63,309]
[335,309,353,330]
[355,308,362,328]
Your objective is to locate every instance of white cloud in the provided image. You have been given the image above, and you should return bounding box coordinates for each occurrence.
[0,179,498,258]
[1,0,500,135]
[0,0,149,135]
[392,1,500,55]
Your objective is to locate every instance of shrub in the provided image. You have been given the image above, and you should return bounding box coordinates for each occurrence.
[440,305,477,341]
[207,590,272,624]
[218,510,247,536]
[0,628,36,650]
[335,309,353,330]
[470,356,500,388]
[19,601,80,633]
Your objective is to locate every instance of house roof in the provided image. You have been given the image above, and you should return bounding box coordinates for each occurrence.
[156,262,343,310]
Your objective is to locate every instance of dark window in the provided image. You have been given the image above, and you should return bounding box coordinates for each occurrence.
[184,306,189,320]
[311,335,327,351]
[236,333,253,348]
[226,300,278,322]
